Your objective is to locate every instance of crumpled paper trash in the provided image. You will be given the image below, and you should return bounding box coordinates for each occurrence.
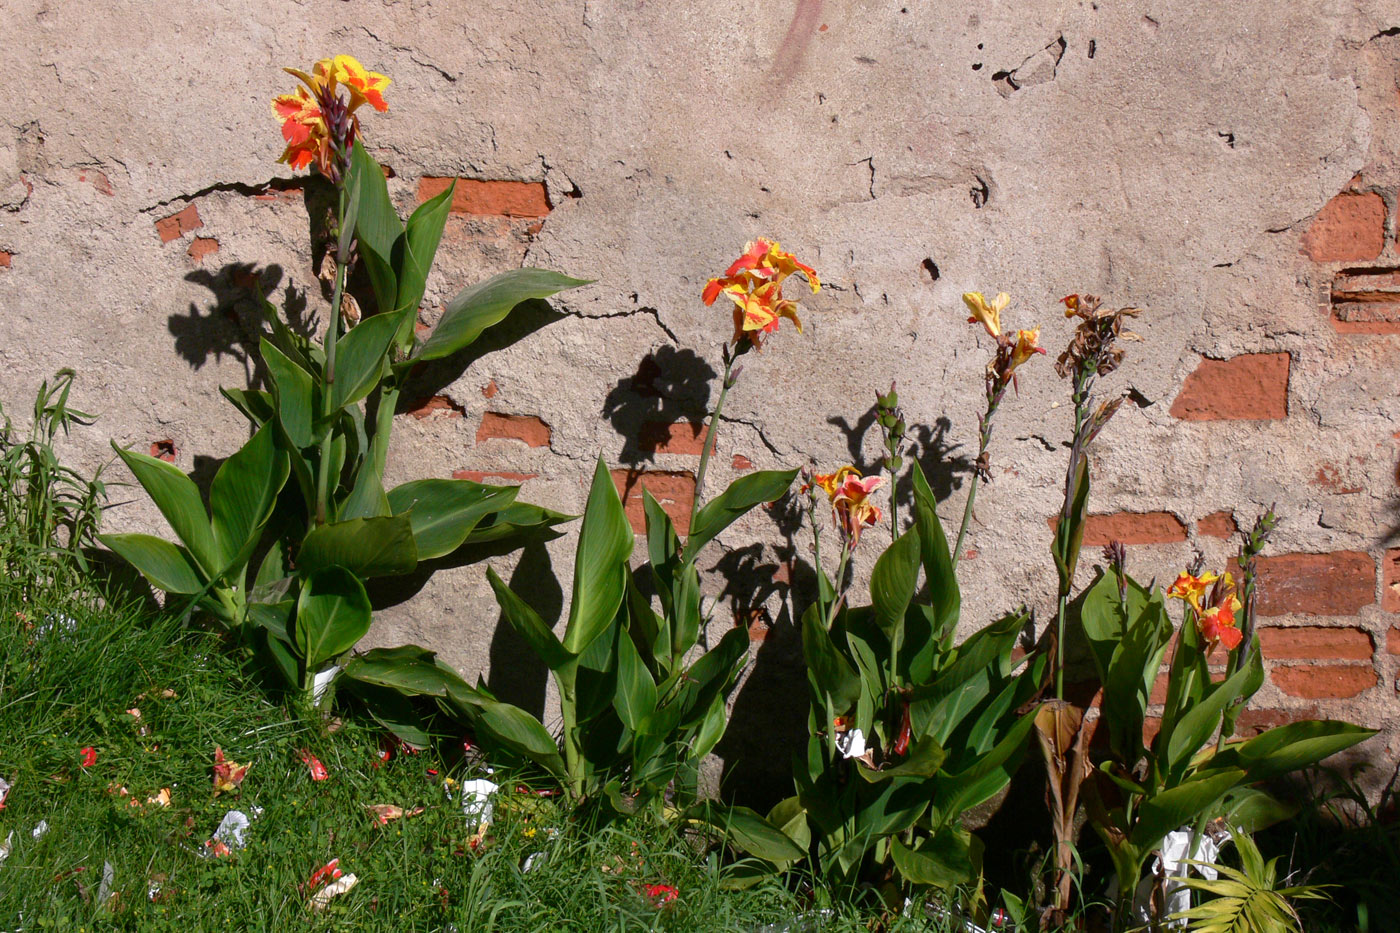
[460,779,498,829]
[1127,826,1229,927]
[835,728,866,760]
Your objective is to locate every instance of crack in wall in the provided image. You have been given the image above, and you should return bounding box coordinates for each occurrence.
[141,177,302,213]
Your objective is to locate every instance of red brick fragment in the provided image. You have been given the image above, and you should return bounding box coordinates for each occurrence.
[187,237,219,262]
[482,380,499,399]
[149,439,177,462]
[1383,549,1400,612]
[610,469,696,535]
[406,395,464,420]
[639,420,708,456]
[1328,268,1400,334]
[476,412,551,447]
[1311,463,1363,495]
[0,251,10,268]
[1388,625,1400,655]
[155,204,202,243]
[452,469,537,484]
[732,454,754,471]
[1196,510,1237,539]
[1271,663,1376,699]
[1048,511,1187,546]
[1169,353,1290,421]
[1234,705,1321,737]
[1247,551,1375,617]
[78,169,113,196]
[417,178,551,218]
[1301,191,1386,262]
[1257,625,1373,660]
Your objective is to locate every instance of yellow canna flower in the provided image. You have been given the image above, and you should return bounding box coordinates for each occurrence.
[1009,328,1047,370]
[1166,570,1219,614]
[809,465,861,500]
[330,54,391,113]
[831,473,884,547]
[963,291,1010,338]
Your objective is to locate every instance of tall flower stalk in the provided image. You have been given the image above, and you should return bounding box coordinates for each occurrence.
[271,55,390,526]
[952,291,1045,570]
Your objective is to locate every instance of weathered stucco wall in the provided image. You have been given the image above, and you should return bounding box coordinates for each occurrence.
[5,1,1400,791]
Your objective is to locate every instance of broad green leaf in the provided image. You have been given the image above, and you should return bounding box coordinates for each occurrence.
[387,478,518,560]
[297,514,417,578]
[767,796,811,857]
[348,140,401,313]
[328,311,397,412]
[295,566,373,668]
[802,603,861,713]
[1129,769,1245,851]
[698,804,807,862]
[478,700,566,779]
[247,599,293,642]
[264,628,299,686]
[675,627,750,722]
[1217,787,1297,834]
[210,421,288,572]
[415,268,592,363]
[1208,720,1376,782]
[643,488,680,617]
[111,444,219,575]
[686,469,798,559]
[1166,643,1265,781]
[353,684,433,749]
[394,182,454,347]
[220,387,274,427]
[461,501,575,546]
[690,693,729,761]
[614,622,657,731]
[1052,455,1090,592]
[340,462,391,520]
[343,644,471,697]
[338,165,361,260]
[870,527,921,651]
[486,567,571,671]
[931,708,1037,818]
[99,533,205,594]
[261,337,315,448]
[910,461,959,635]
[891,827,973,887]
[857,735,945,781]
[562,458,634,655]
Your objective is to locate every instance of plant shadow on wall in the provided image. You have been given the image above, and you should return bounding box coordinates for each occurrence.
[600,346,717,468]
[172,265,316,383]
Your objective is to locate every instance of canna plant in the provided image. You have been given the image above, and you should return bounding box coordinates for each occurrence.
[1076,535,1373,931]
[481,240,811,813]
[722,294,1052,896]
[101,56,581,725]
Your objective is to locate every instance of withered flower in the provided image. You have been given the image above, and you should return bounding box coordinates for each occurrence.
[1055,293,1142,380]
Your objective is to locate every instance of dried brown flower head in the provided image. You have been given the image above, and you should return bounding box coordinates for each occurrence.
[1054,293,1142,380]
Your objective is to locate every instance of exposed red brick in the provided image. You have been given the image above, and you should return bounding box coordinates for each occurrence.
[251,185,302,202]
[476,412,551,447]
[1150,671,1170,706]
[1302,191,1386,262]
[1247,551,1375,616]
[739,607,770,643]
[1383,549,1400,612]
[1388,625,1400,655]
[639,420,708,456]
[452,469,537,484]
[1258,625,1374,660]
[1328,268,1400,334]
[610,469,696,535]
[732,454,754,471]
[231,267,259,290]
[1311,462,1363,495]
[149,439,177,462]
[482,379,499,399]
[525,220,545,236]
[155,204,202,243]
[962,548,980,561]
[1272,663,1376,699]
[187,237,219,262]
[406,395,465,420]
[0,251,10,268]
[1048,511,1187,546]
[77,169,113,196]
[1234,705,1322,737]
[1169,353,1290,421]
[1143,716,1162,745]
[1196,510,1237,539]
[417,177,551,218]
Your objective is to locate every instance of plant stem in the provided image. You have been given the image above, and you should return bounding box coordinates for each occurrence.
[1053,368,1093,702]
[951,473,980,572]
[689,353,733,538]
[313,186,350,527]
[1055,592,1068,701]
[826,543,851,631]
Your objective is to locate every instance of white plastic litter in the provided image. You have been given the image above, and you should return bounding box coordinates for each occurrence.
[36,614,78,638]
[835,728,866,760]
[0,831,13,864]
[1127,827,1229,928]
[522,851,545,872]
[312,666,340,707]
[30,821,48,839]
[460,779,498,828]
[97,860,115,906]
[213,810,252,849]
[308,872,359,910]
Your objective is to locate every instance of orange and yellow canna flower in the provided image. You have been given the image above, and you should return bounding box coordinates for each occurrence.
[832,473,884,547]
[271,85,330,171]
[963,291,1009,338]
[1198,598,1243,650]
[330,55,390,113]
[1009,328,1046,370]
[703,239,818,350]
[1166,570,1219,613]
[272,55,389,173]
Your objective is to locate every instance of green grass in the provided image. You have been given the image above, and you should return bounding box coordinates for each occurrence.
[0,546,980,932]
